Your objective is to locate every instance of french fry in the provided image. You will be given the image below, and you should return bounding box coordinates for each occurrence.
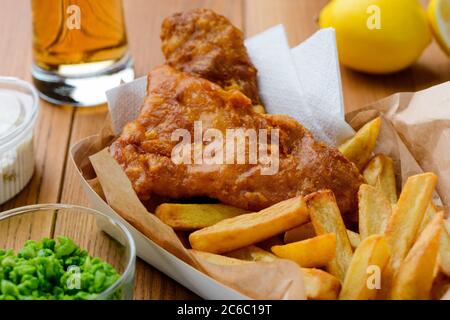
[440,219,450,276]
[191,250,251,265]
[284,222,360,250]
[390,212,444,300]
[271,233,336,268]
[189,196,309,254]
[385,173,438,272]
[417,203,439,235]
[338,117,381,169]
[307,190,353,281]
[347,230,361,250]
[226,245,277,262]
[155,203,247,231]
[358,184,392,239]
[363,154,398,204]
[339,235,390,300]
[301,268,341,300]
[418,204,450,277]
[379,173,438,298]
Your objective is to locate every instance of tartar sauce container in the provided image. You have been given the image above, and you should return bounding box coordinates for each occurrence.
[0,78,39,204]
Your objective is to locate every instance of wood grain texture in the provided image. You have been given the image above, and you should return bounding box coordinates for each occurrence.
[1,0,449,300]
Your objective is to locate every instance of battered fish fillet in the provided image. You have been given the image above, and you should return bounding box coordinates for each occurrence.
[110,65,364,214]
[161,8,261,106]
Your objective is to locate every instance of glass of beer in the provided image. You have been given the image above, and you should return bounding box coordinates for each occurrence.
[31,0,134,106]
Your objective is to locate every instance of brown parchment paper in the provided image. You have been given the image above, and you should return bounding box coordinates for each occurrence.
[346,81,450,208]
[71,81,450,300]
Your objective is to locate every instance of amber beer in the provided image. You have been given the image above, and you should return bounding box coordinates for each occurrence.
[31,0,134,106]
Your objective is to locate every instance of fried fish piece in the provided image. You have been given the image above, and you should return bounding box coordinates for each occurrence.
[161,8,261,105]
[110,65,363,213]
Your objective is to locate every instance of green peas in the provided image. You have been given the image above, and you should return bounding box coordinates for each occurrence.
[54,237,77,258]
[1,280,19,297]
[18,245,36,259]
[94,270,106,291]
[1,255,16,268]
[15,264,36,276]
[18,282,32,296]
[0,237,121,300]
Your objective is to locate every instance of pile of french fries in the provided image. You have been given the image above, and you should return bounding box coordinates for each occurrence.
[155,118,450,300]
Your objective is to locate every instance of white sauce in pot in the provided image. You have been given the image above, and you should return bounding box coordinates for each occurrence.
[0,79,39,204]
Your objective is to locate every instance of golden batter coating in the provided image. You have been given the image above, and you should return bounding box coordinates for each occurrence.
[161,8,261,105]
[110,66,363,214]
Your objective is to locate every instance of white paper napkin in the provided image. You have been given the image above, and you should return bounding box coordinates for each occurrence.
[245,25,353,145]
[107,25,354,146]
[106,76,147,135]
[291,28,345,119]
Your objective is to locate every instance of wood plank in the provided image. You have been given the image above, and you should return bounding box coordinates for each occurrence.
[0,0,73,248]
[244,0,450,112]
[245,0,329,41]
[55,0,242,300]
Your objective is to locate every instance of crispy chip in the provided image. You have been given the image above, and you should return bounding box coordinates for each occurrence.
[284,222,360,250]
[379,173,438,298]
[339,235,390,300]
[418,204,439,236]
[271,233,336,268]
[189,196,309,253]
[307,190,353,281]
[358,184,392,239]
[155,203,247,231]
[385,173,438,272]
[363,154,398,204]
[338,117,381,169]
[347,230,361,250]
[301,268,341,300]
[440,219,450,276]
[391,212,444,300]
[418,204,450,277]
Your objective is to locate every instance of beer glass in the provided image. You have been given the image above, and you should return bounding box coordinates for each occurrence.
[31,0,134,106]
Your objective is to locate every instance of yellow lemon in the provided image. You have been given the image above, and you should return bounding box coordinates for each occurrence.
[319,0,432,74]
[428,0,450,56]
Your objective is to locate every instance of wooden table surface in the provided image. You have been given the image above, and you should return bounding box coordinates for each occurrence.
[0,0,449,300]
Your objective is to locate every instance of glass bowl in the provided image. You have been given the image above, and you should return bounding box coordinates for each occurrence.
[0,204,136,300]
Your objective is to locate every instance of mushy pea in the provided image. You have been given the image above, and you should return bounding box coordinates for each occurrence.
[0,236,121,300]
